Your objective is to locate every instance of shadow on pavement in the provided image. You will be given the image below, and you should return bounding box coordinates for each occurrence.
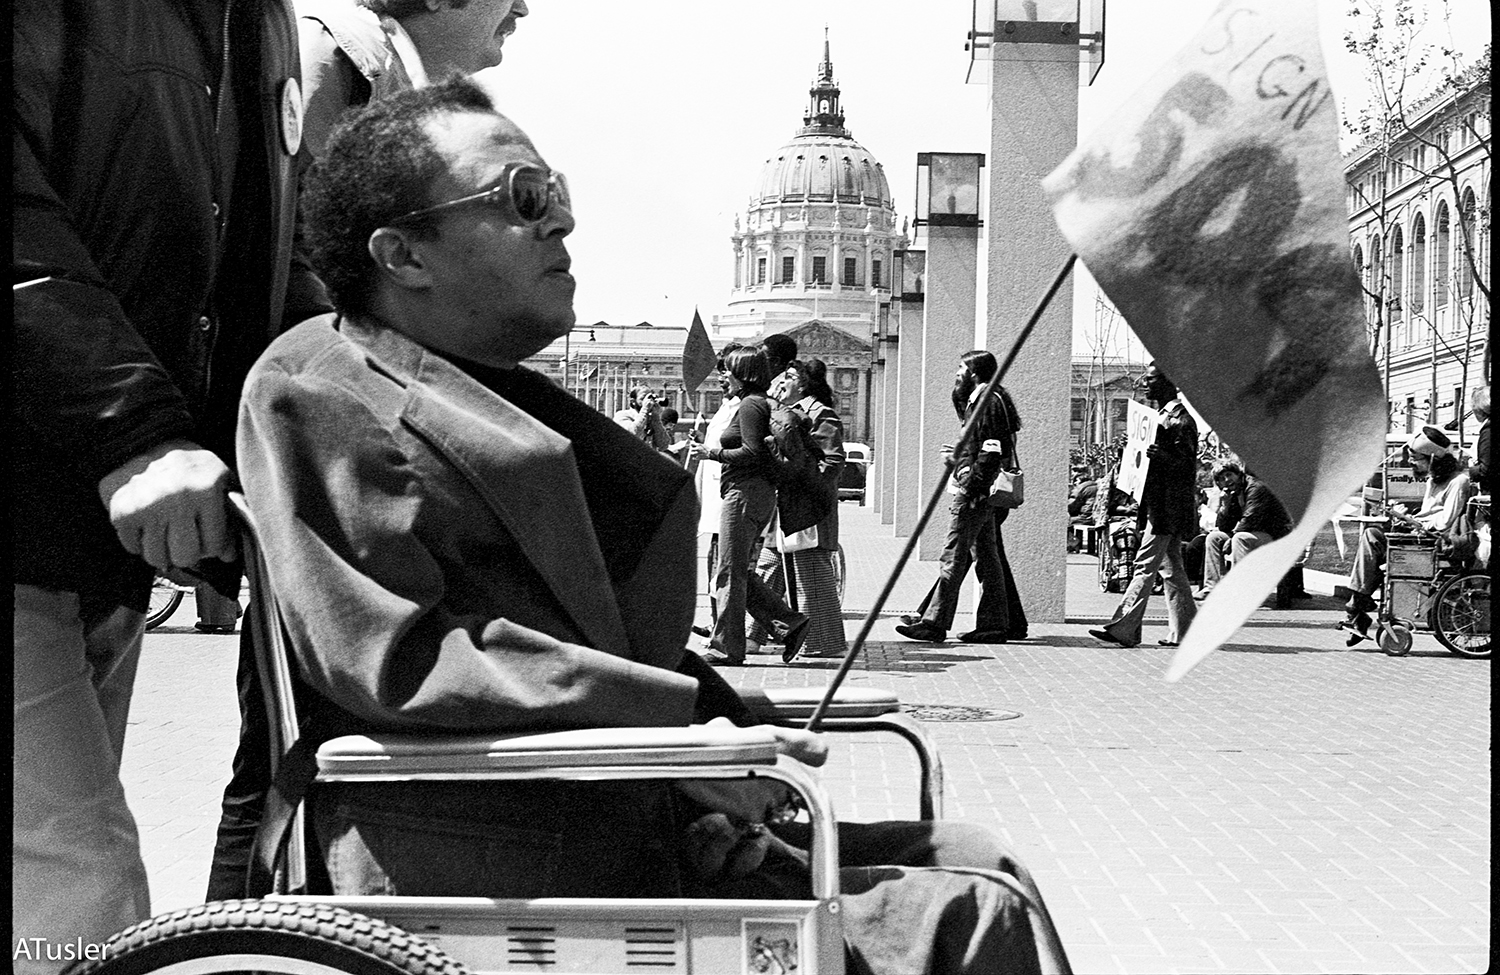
[798,644,991,675]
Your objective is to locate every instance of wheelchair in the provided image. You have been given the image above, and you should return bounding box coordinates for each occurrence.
[1096,519,1137,593]
[1368,494,1490,659]
[72,493,1069,974]
[144,576,188,630]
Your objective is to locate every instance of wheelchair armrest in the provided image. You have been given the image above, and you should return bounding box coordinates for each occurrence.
[738,685,901,722]
[316,725,782,777]
[738,686,946,821]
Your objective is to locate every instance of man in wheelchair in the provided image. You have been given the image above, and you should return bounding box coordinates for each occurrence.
[237,76,1062,973]
[1339,426,1471,645]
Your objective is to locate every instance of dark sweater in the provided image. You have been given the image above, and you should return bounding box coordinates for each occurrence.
[715,393,779,492]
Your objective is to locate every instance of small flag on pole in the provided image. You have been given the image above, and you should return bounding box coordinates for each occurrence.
[1043,0,1386,681]
[682,308,717,393]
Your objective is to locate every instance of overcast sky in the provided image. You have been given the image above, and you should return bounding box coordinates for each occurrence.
[488,0,1490,353]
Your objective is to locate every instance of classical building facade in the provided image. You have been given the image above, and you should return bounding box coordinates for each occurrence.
[711,36,905,443]
[1345,57,1491,444]
[535,322,711,420]
[1069,355,1145,456]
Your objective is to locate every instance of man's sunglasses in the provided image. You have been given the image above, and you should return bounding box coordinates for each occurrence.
[388,162,571,228]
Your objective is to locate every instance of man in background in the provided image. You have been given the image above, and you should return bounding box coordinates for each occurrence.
[615,385,673,450]
[1196,459,1293,599]
[298,0,529,157]
[1089,364,1199,649]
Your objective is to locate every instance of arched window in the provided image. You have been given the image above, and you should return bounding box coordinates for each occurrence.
[1369,235,1382,297]
[842,159,855,195]
[1390,227,1404,327]
[1458,189,1477,300]
[1410,214,1426,316]
[1434,203,1450,310]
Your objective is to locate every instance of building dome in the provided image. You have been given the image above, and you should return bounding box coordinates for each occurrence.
[755,135,894,210]
[718,32,907,355]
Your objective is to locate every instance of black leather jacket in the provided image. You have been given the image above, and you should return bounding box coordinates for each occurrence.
[14,0,331,607]
[953,386,1018,502]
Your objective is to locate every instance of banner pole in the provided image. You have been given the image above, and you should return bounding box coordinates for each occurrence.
[804,254,1077,732]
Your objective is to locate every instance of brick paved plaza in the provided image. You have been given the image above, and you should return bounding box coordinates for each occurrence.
[123,502,1490,973]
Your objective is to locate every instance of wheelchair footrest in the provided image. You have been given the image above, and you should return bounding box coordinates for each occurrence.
[272,894,844,974]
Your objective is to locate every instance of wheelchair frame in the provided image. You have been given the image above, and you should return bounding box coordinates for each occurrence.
[1372,494,1491,658]
[70,493,1070,975]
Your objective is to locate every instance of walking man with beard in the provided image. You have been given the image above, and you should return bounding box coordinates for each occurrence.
[896,350,1027,644]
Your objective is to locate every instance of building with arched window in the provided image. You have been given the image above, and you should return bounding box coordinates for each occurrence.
[1345,54,1490,441]
[712,35,907,442]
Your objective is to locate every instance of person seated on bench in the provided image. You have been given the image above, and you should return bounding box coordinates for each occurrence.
[238,76,1061,975]
[1340,426,1470,645]
[1195,459,1292,599]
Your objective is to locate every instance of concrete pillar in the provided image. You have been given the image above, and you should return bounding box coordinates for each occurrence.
[916,227,981,560]
[983,57,1077,623]
[877,332,898,525]
[871,359,887,514]
[892,283,926,538]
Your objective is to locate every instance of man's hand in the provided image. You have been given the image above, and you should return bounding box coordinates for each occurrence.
[674,719,826,823]
[1146,444,1163,459]
[97,439,237,571]
[677,720,824,881]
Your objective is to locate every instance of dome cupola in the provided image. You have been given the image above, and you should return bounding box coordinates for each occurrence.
[751,31,893,210]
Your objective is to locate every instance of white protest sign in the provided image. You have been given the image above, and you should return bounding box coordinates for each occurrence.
[1043,0,1386,680]
[1116,400,1160,504]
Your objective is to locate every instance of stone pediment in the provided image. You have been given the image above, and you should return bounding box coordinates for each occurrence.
[768,319,872,356]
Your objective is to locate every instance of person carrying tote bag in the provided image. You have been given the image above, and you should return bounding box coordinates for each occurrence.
[896,351,1028,645]
[747,359,849,662]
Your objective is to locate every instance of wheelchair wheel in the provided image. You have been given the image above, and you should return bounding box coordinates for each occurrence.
[1431,571,1491,658]
[64,900,468,975]
[145,579,184,630]
[1378,622,1414,657]
[835,544,848,602]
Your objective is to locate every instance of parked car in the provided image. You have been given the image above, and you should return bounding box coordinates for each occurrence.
[840,442,871,504]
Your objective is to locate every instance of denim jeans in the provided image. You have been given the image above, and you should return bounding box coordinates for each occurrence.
[312,780,685,898]
[921,499,1024,634]
[710,480,798,661]
[13,585,151,975]
[313,782,1052,975]
[1203,529,1273,590]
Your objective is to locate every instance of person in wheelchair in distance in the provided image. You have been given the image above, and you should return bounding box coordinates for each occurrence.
[239,76,1062,974]
[1340,425,1471,645]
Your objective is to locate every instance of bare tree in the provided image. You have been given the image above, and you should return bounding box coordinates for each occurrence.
[1341,0,1490,442]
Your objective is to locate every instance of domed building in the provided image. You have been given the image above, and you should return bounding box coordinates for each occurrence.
[713,35,906,442]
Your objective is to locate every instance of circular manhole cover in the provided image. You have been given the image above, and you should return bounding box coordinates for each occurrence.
[903,704,1021,722]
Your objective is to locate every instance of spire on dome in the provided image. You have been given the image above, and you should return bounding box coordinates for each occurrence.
[802,29,849,137]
